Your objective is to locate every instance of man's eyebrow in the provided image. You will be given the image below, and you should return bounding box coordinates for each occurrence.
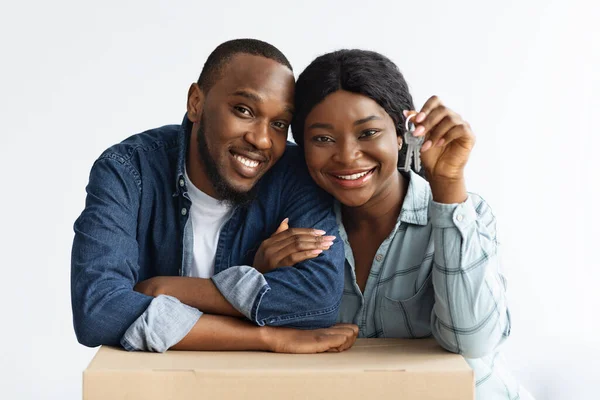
[232,90,262,103]
[232,90,294,116]
[284,105,295,115]
[354,115,381,125]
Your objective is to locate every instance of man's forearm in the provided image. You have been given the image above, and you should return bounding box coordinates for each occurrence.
[144,276,243,317]
[172,314,269,351]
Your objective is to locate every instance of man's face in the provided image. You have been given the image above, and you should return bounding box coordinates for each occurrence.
[187,54,295,205]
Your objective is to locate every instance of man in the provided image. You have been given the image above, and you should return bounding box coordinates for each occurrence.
[71,39,357,353]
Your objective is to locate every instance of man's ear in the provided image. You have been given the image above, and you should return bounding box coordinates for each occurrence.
[187,83,205,123]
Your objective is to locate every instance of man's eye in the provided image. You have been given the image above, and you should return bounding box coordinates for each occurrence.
[234,106,251,116]
[272,121,289,130]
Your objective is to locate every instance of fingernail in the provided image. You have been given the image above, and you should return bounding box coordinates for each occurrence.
[436,138,445,147]
[282,218,289,224]
[311,249,324,255]
[416,112,426,123]
[322,241,334,247]
[402,110,409,117]
[314,230,326,235]
[421,140,432,152]
[322,236,336,241]
[414,126,425,136]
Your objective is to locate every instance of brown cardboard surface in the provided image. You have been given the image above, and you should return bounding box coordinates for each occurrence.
[83,338,474,399]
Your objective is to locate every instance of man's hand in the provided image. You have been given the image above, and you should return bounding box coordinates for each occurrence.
[253,218,336,273]
[263,323,359,353]
[407,96,475,203]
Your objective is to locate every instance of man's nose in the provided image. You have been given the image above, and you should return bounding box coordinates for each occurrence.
[244,120,272,150]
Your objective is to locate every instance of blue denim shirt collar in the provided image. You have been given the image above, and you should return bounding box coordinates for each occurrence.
[174,114,192,198]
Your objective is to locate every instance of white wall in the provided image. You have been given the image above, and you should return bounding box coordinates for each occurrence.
[1,1,598,398]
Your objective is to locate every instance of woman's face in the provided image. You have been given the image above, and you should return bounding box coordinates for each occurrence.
[303,90,402,208]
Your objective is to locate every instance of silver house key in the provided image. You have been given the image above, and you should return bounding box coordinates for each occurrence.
[403,113,424,173]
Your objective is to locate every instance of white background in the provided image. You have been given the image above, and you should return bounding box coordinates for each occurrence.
[1,1,598,399]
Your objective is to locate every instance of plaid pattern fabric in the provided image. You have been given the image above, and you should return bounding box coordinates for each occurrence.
[336,171,533,400]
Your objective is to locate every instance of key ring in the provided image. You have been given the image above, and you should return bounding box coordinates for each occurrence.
[405,111,418,133]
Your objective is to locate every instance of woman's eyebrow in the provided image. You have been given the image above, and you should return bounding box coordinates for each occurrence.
[308,115,382,131]
[307,122,333,131]
[354,115,381,126]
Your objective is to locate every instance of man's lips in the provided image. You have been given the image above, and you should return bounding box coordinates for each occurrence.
[229,150,268,179]
[229,149,268,163]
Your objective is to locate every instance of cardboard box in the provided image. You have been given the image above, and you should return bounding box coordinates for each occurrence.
[83,338,474,399]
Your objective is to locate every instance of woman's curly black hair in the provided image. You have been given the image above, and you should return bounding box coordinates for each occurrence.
[291,49,419,173]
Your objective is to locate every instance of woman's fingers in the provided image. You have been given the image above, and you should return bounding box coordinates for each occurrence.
[422,112,461,150]
[415,95,442,124]
[273,218,289,235]
[278,249,325,266]
[267,235,336,266]
[269,227,328,245]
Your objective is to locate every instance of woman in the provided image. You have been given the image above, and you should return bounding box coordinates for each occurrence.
[255,49,533,399]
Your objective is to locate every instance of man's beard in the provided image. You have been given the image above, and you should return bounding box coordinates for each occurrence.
[196,115,258,207]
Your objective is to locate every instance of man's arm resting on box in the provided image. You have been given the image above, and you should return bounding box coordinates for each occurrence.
[120,294,357,353]
[169,314,358,353]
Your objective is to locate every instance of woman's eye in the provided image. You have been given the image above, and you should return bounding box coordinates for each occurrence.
[234,106,251,116]
[313,136,333,143]
[360,129,379,138]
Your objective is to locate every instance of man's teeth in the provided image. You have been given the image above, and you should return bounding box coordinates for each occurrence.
[234,154,260,168]
[335,170,371,180]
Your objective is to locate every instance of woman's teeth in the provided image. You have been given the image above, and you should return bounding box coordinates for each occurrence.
[234,154,259,168]
[335,170,371,180]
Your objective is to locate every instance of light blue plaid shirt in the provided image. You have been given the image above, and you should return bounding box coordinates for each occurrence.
[336,171,533,400]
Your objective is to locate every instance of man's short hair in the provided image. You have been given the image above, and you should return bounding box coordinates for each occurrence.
[197,39,293,93]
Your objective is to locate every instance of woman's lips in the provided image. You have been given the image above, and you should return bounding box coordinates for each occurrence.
[327,167,376,188]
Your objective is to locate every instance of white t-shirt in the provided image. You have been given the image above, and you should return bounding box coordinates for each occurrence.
[184,168,233,278]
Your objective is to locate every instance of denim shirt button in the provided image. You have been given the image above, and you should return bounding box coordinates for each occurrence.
[181,208,188,216]
[375,254,383,262]
[179,179,185,187]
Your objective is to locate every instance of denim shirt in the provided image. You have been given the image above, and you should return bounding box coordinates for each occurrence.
[71,115,344,352]
[337,171,532,400]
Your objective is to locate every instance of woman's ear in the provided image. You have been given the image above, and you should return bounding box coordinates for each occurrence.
[186,83,205,123]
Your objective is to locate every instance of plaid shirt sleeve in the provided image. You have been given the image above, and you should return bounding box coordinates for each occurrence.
[429,193,511,359]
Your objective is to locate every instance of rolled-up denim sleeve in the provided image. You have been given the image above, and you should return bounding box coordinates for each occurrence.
[211,266,269,321]
[429,193,511,359]
[212,148,345,328]
[121,295,202,352]
[72,155,197,351]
